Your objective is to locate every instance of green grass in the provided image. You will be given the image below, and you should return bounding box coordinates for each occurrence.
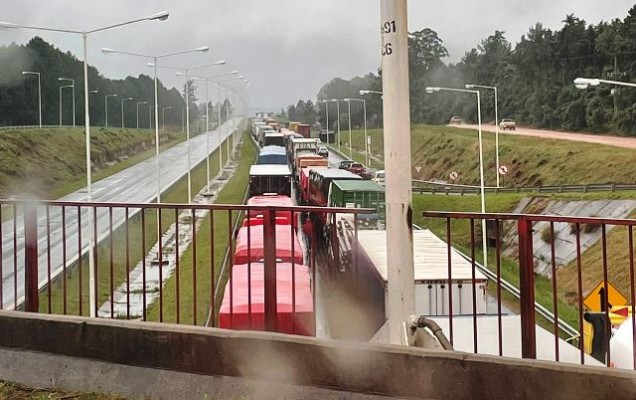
[340,124,636,186]
[0,381,125,399]
[146,128,256,325]
[38,130,234,316]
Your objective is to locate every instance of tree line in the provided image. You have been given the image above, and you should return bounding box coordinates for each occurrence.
[0,37,232,130]
[286,5,636,136]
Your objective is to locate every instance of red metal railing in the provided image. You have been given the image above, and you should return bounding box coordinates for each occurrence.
[422,211,636,370]
[0,199,369,336]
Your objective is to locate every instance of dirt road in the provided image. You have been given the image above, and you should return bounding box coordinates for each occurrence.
[456,124,636,150]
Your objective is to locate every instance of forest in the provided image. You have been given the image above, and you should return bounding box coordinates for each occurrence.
[0,37,232,129]
[287,6,636,136]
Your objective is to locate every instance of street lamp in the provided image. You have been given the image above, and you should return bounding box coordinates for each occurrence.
[136,101,147,129]
[148,105,155,129]
[465,83,500,187]
[327,99,342,152]
[153,60,226,203]
[0,10,170,318]
[104,94,117,128]
[121,97,132,128]
[161,106,171,132]
[426,86,487,268]
[102,46,209,205]
[345,98,368,166]
[359,89,383,96]
[22,71,41,128]
[58,84,72,127]
[320,99,331,145]
[58,78,75,127]
[574,77,636,89]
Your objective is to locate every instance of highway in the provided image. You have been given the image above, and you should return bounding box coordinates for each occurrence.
[457,123,636,150]
[0,119,242,309]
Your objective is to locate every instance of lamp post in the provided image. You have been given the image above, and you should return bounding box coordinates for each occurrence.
[58,78,75,127]
[148,105,154,129]
[328,99,342,152]
[155,60,225,203]
[320,99,330,145]
[58,84,72,127]
[345,98,367,165]
[426,86,487,268]
[104,94,117,128]
[22,71,41,128]
[136,101,147,129]
[0,11,170,318]
[359,89,383,96]
[121,97,132,128]
[101,45,210,203]
[465,84,500,187]
[162,106,171,132]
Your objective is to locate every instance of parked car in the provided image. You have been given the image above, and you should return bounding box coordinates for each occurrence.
[338,160,354,169]
[317,146,329,157]
[449,116,463,125]
[499,119,516,130]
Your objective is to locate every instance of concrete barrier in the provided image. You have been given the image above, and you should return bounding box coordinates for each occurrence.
[0,311,634,399]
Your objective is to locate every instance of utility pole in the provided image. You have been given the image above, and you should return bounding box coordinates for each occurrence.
[381,0,414,345]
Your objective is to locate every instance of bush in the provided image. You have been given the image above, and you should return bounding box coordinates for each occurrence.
[541,225,556,243]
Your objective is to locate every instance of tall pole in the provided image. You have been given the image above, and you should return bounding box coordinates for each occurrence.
[381,0,414,345]
[121,98,131,128]
[59,86,63,127]
[205,80,211,193]
[82,33,97,318]
[153,58,160,205]
[36,74,42,128]
[494,87,499,188]
[325,101,330,145]
[218,84,223,171]
[347,99,352,159]
[72,80,76,128]
[185,70,192,203]
[476,91,488,269]
[363,99,368,166]
[336,100,341,152]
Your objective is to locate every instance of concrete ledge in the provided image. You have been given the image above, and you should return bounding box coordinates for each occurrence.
[0,311,634,399]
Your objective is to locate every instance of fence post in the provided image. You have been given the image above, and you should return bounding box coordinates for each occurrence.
[24,203,39,312]
[263,209,277,332]
[518,217,536,359]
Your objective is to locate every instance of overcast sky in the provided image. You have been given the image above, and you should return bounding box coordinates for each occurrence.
[1,1,634,111]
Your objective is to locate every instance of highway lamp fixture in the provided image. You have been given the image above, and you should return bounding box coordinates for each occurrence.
[121,97,132,128]
[151,59,226,203]
[464,83,501,187]
[22,71,42,128]
[102,45,210,208]
[58,77,76,127]
[0,11,170,318]
[425,85,488,268]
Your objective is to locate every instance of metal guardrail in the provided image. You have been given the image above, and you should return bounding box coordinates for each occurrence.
[413,181,636,195]
[0,125,64,131]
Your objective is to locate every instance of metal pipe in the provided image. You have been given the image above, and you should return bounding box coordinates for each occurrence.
[408,314,453,350]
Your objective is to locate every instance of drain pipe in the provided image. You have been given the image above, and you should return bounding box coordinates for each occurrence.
[407,314,453,350]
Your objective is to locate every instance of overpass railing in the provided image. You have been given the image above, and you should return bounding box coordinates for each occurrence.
[422,211,636,370]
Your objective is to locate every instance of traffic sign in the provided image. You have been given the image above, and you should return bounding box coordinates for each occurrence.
[498,165,508,175]
[449,171,458,181]
[583,281,628,312]
[415,166,421,173]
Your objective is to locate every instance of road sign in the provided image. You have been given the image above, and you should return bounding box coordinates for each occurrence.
[498,165,508,175]
[415,166,421,173]
[583,281,628,312]
[449,171,458,181]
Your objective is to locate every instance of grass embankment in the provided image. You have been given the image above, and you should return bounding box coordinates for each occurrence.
[0,381,124,400]
[0,126,185,199]
[38,133,235,315]
[341,124,636,186]
[146,128,256,324]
